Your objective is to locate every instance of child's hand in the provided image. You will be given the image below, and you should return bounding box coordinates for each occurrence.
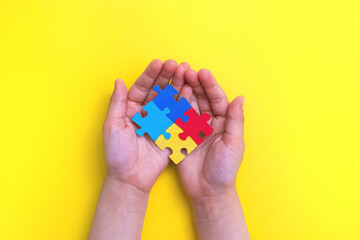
[102,59,190,193]
[175,69,249,240]
[91,59,193,239]
[177,68,245,200]
[92,63,249,240]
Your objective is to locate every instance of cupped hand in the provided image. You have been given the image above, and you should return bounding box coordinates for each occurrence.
[176,69,245,200]
[102,59,191,193]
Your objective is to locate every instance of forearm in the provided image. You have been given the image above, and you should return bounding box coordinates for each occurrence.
[89,174,149,240]
[192,187,250,240]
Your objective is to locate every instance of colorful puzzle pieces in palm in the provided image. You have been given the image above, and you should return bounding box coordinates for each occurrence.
[131,84,214,164]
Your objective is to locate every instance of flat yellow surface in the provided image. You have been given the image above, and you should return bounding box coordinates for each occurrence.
[1,0,359,239]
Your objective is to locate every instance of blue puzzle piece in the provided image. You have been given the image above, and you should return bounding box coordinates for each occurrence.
[152,85,191,122]
[131,101,172,141]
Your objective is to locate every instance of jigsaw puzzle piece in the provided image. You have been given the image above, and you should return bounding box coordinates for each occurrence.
[155,123,197,164]
[153,85,191,122]
[175,107,214,145]
[131,101,173,141]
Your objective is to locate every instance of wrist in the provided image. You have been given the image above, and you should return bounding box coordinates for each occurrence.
[191,186,250,240]
[106,172,150,196]
[104,173,149,212]
[89,173,149,239]
[192,186,240,220]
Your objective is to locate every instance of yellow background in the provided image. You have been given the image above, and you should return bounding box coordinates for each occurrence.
[1,0,359,239]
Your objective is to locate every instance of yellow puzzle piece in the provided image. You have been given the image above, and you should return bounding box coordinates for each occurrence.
[155,123,198,164]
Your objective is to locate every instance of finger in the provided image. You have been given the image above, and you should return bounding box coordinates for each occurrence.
[153,59,178,89]
[171,62,191,97]
[222,96,245,149]
[198,68,229,118]
[177,84,193,102]
[189,92,200,114]
[144,59,178,104]
[127,59,163,105]
[177,83,200,114]
[105,79,128,129]
[185,69,213,116]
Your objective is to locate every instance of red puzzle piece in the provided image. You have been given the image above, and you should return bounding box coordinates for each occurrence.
[175,108,214,145]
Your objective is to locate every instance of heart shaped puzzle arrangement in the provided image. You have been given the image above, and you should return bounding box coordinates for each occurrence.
[132,84,214,164]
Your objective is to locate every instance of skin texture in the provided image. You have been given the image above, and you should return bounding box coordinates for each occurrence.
[89,59,250,240]
[177,69,250,240]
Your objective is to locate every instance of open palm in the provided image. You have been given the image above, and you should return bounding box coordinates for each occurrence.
[103,59,192,193]
[176,69,245,200]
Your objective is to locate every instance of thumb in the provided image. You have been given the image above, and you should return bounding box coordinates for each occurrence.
[105,79,128,128]
[222,96,245,149]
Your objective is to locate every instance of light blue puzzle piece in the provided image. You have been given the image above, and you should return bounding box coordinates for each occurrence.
[131,101,172,141]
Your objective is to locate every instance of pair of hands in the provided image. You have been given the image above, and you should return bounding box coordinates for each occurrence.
[102,59,245,201]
